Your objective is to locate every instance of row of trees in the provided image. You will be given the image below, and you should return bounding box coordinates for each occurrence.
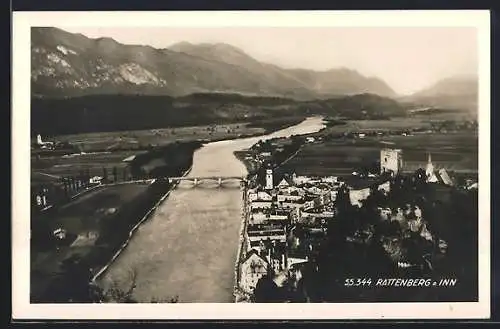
[32,167,134,215]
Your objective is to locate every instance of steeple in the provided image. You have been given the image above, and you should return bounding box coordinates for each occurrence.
[425,152,438,183]
[426,153,434,177]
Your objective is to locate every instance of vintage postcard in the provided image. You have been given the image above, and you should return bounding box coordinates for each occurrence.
[12,10,490,319]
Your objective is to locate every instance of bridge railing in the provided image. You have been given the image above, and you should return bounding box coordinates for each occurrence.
[167,176,246,180]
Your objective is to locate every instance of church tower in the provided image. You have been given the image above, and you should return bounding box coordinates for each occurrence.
[265,167,274,190]
[425,153,438,183]
[425,153,434,176]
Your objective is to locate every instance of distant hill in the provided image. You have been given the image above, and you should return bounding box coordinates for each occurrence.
[31,27,396,99]
[31,92,407,136]
[400,75,478,112]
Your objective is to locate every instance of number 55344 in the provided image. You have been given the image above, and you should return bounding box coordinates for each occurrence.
[344,278,372,287]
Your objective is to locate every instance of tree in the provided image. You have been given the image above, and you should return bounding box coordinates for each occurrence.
[103,269,138,303]
[69,177,76,193]
[93,268,180,303]
[79,170,85,188]
[253,275,283,303]
[112,167,118,183]
[62,177,69,198]
[103,167,108,183]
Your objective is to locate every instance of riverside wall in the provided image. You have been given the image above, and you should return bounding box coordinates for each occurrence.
[233,181,252,303]
[91,167,192,282]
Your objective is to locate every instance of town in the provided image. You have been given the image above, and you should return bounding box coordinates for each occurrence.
[235,138,478,302]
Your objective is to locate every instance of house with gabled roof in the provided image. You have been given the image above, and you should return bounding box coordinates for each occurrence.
[276,176,294,189]
[239,249,269,294]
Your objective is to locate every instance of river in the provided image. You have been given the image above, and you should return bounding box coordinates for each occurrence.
[99,116,326,303]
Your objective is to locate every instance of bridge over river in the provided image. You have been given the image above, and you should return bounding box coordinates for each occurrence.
[167,175,247,187]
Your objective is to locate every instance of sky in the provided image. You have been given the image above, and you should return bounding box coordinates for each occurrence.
[59,26,478,95]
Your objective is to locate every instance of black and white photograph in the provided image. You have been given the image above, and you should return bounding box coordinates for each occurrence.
[12,10,490,319]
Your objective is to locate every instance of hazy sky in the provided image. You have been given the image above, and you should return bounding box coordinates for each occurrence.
[59,26,478,95]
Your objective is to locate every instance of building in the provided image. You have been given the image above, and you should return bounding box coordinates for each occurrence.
[438,168,454,186]
[292,173,311,186]
[239,250,269,294]
[377,180,391,194]
[277,194,302,203]
[250,201,273,210]
[380,148,403,176]
[89,176,103,186]
[269,212,290,222]
[276,177,293,189]
[53,228,66,240]
[425,153,454,186]
[247,228,287,245]
[467,182,478,190]
[35,134,55,149]
[249,210,268,225]
[257,191,273,201]
[426,153,438,182]
[349,187,371,207]
[259,151,272,159]
[265,168,274,190]
[264,242,288,274]
[378,207,392,221]
[281,199,306,209]
[248,192,258,202]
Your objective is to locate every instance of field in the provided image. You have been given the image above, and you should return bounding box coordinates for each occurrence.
[50,122,267,152]
[31,182,151,301]
[32,150,136,184]
[50,183,150,235]
[322,117,434,133]
[281,131,478,177]
[31,123,269,185]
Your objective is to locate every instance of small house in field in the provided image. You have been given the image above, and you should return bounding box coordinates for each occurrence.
[305,137,316,143]
[53,228,66,240]
[89,176,103,185]
[122,155,136,162]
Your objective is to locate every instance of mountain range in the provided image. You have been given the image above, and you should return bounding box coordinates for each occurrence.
[399,75,478,112]
[31,27,397,99]
[31,27,478,113]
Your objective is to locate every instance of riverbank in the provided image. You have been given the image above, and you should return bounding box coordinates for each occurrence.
[233,183,252,303]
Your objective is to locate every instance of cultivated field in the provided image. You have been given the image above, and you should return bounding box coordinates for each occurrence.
[50,183,150,235]
[282,131,478,177]
[46,123,266,152]
[32,150,137,184]
[320,117,433,134]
